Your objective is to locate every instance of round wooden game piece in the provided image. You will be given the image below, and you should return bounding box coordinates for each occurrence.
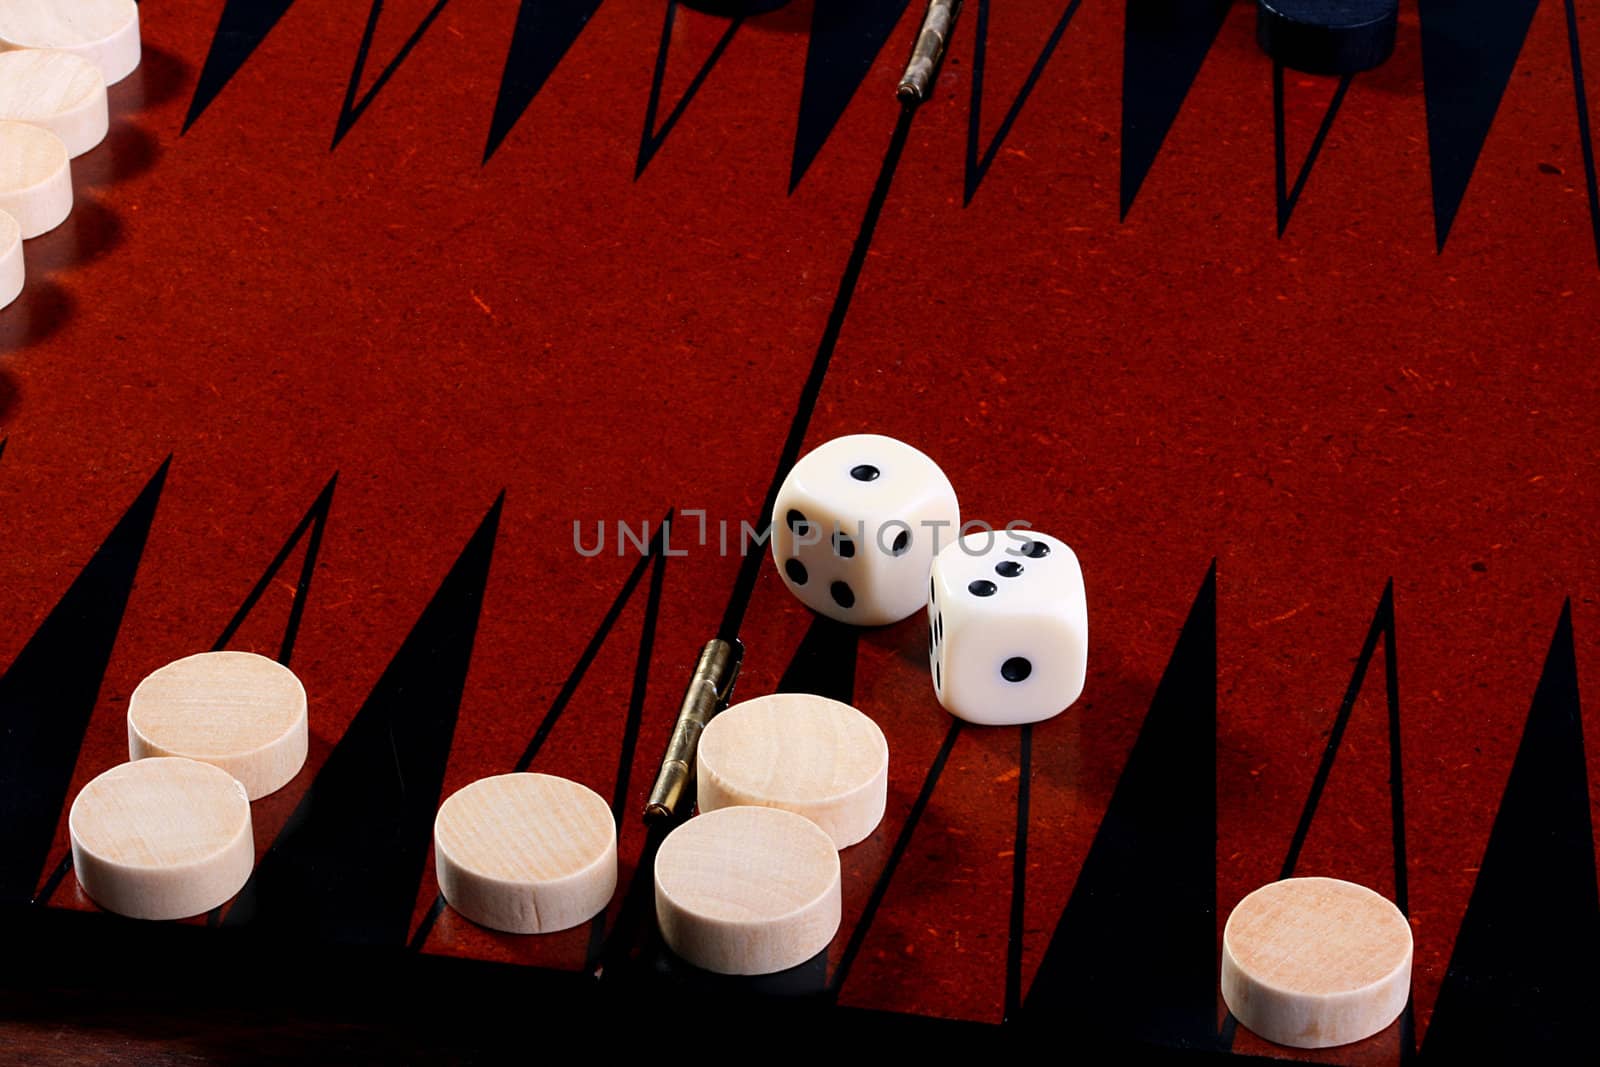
[1221,876,1413,1049]
[69,757,255,921]
[0,0,141,86]
[0,120,71,238]
[433,773,617,935]
[1256,0,1397,76]
[696,692,888,848]
[127,651,309,801]
[0,49,108,158]
[0,209,21,311]
[654,805,841,976]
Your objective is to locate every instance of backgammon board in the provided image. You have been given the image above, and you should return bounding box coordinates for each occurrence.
[1,0,1596,1061]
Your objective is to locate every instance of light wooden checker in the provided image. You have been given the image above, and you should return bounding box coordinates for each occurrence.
[654,805,841,976]
[434,773,617,935]
[0,209,20,310]
[128,651,309,801]
[0,49,108,158]
[0,119,71,238]
[69,757,255,921]
[1221,876,1413,1049]
[0,0,140,86]
[696,692,888,848]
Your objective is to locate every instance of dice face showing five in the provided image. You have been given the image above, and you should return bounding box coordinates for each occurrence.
[771,434,960,626]
[928,530,1087,726]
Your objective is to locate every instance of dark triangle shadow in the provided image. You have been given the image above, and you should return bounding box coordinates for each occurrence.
[718,102,919,643]
[409,518,666,952]
[484,0,606,164]
[965,0,1083,205]
[223,494,504,944]
[1276,581,1406,896]
[1422,602,1599,1059]
[0,438,7,463]
[829,717,962,998]
[514,523,666,775]
[592,581,858,1002]
[585,537,670,967]
[1119,0,1231,220]
[776,613,859,701]
[1419,0,1540,251]
[214,473,338,664]
[602,599,830,996]
[199,474,339,927]
[332,0,452,149]
[1563,0,1600,270]
[593,540,818,988]
[765,613,856,996]
[0,458,171,903]
[1220,580,1414,1055]
[790,0,911,193]
[1021,562,1217,1048]
[621,610,863,996]
[1003,724,1033,1022]
[1274,66,1353,237]
[184,0,301,133]
[636,3,743,179]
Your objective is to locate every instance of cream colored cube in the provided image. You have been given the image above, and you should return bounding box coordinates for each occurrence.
[929,530,1087,725]
[770,434,959,626]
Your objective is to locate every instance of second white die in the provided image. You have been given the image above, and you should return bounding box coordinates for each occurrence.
[928,530,1087,726]
[771,434,959,626]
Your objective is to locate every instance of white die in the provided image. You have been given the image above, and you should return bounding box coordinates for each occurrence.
[771,434,960,626]
[928,530,1087,725]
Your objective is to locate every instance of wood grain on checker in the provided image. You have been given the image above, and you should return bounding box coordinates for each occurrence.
[0,48,109,158]
[1222,877,1413,1049]
[68,757,254,921]
[127,650,309,800]
[0,0,1596,1061]
[0,0,141,85]
[696,692,888,847]
[0,119,71,238]
[654,805,842,976]
[433,772,616,935]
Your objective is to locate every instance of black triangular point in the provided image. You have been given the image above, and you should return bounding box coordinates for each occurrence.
[184,0,301,134]
[776,614,858,703]
[1217,581,1414,1054]
[585,532,670,966]
[1119,0,1231,220]
[1566,0,1600,270]
[1274,67,1353,236]
[411,513,669,951]
[1423,601,1599,1059]
[214,473,338,665]
[1022,561,1218,1047]
[224,494,504,944]
[511,517,668,776]
[829,717,963,997]
[484,0,605,164]
[332,0,451,149]
[0,438,7,463]
[790,0,911,194]
[1277,580,1406,894]
[636,3,743,180]
[0,458,171,903]
[965,0,1083,205]
[1419,0,1541,251]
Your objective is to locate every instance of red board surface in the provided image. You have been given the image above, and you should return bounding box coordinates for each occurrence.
[1,0,1597,1060]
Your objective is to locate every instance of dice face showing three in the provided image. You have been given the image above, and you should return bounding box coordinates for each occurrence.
[771,434,960,626]
[928,531,1087,726]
